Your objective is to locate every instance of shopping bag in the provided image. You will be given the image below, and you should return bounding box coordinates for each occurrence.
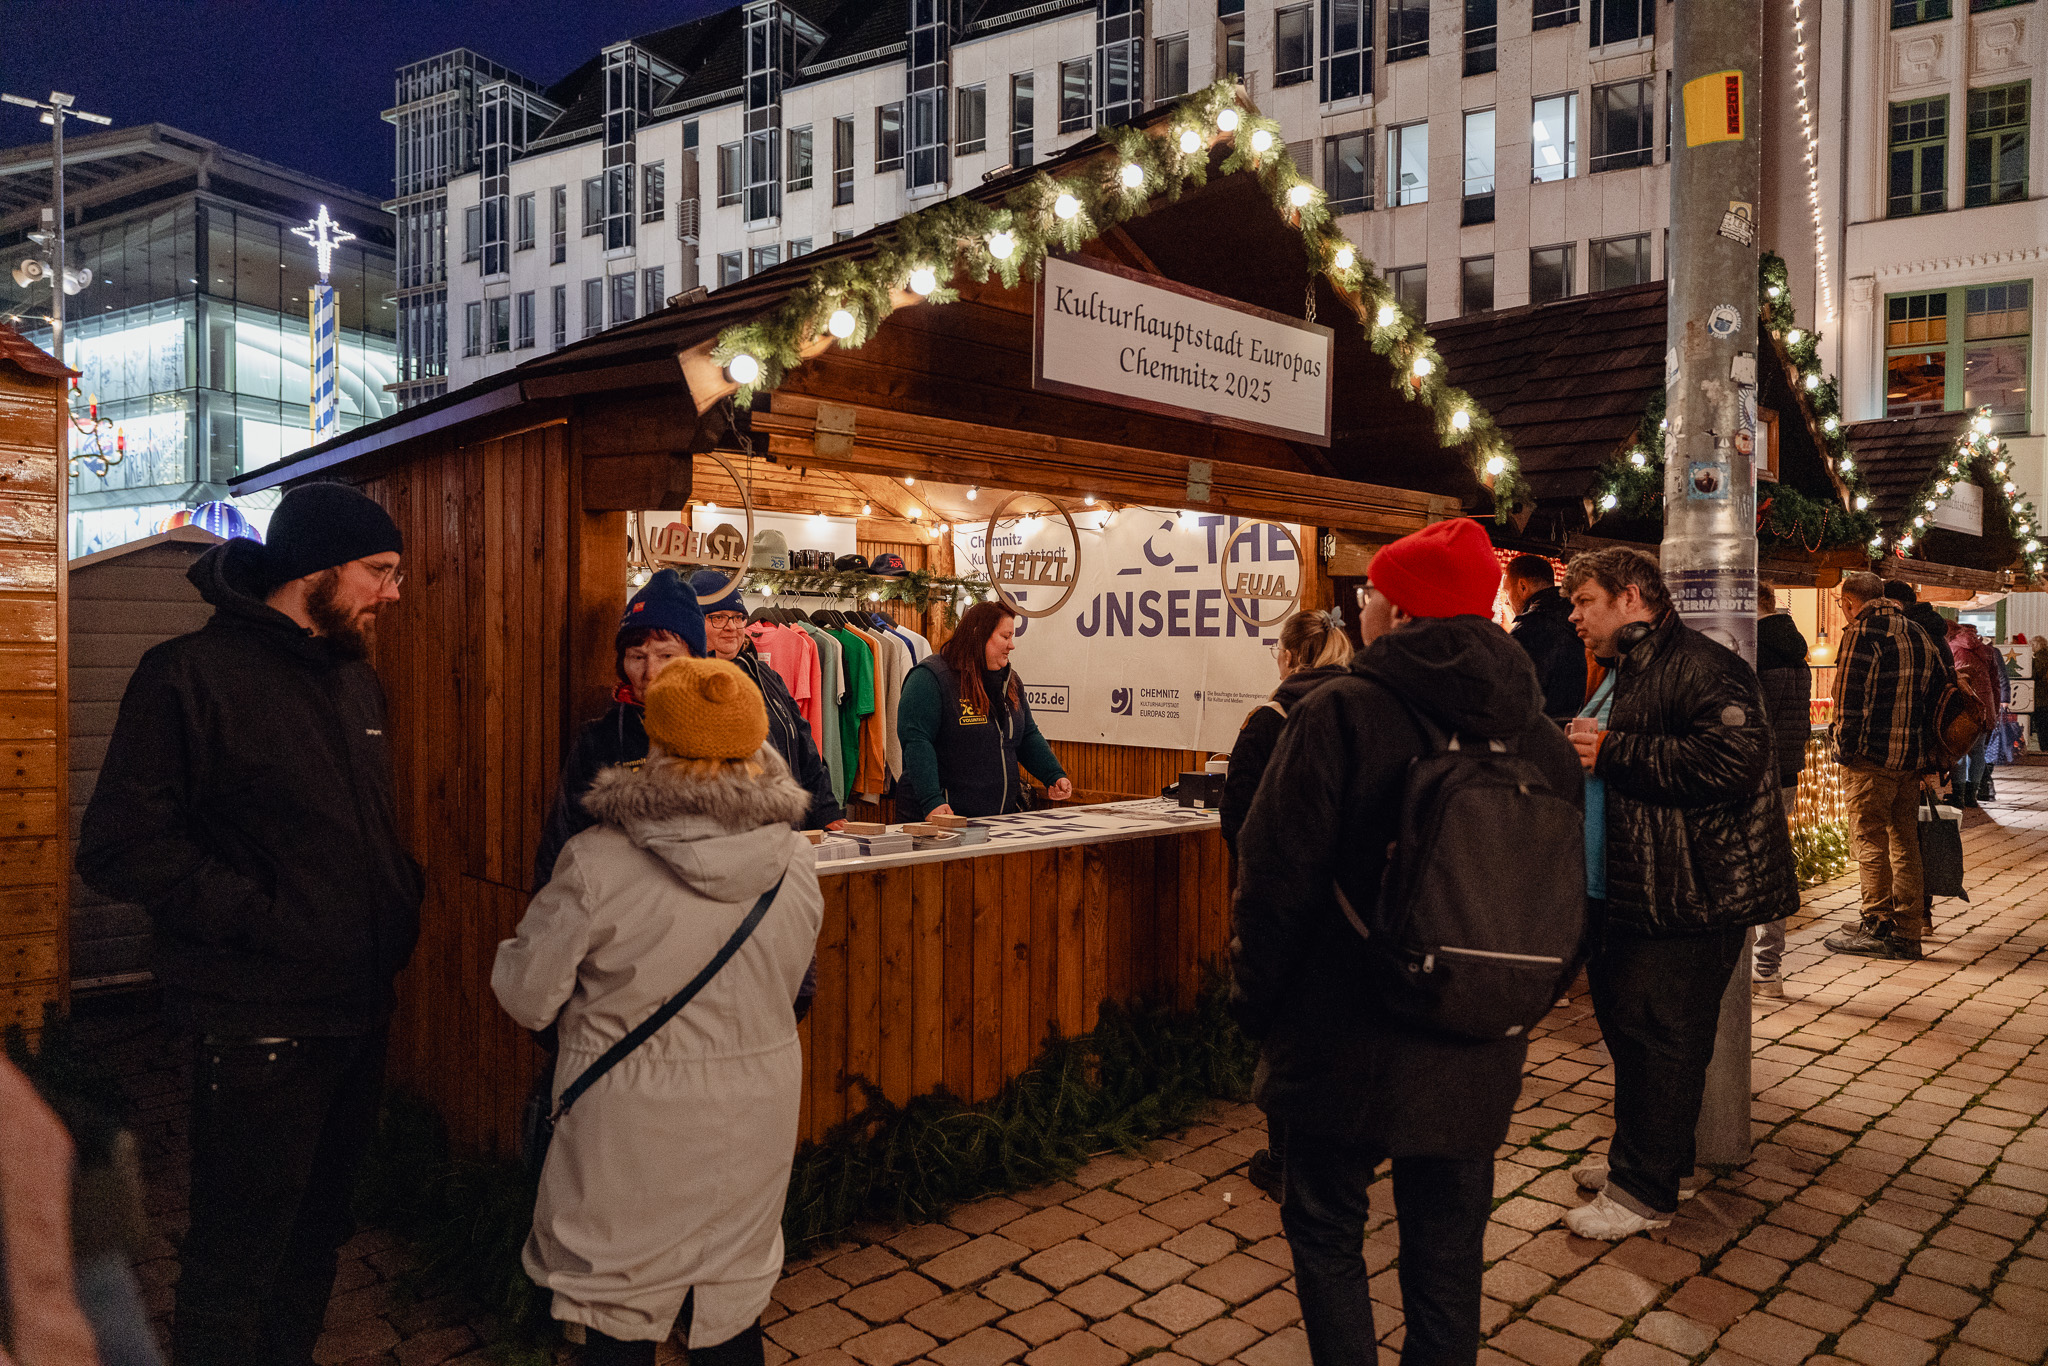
[1918,790,1968,901]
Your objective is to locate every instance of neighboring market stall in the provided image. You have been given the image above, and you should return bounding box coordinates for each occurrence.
[232,84,1511,1153]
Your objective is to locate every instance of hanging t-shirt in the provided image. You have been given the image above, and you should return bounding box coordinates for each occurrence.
[746,623,820,745]
[825,626,875,798]
[798,621,843,800]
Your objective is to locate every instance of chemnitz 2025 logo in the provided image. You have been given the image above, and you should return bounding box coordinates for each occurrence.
[1109,687,1133,717]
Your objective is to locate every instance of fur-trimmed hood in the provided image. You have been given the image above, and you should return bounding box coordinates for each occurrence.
[580,744,811,902]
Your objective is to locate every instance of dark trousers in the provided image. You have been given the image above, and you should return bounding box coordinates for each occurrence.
[1586,928,1743,1216]
[1279,1134,1494,1366]
[173,1031,386,1366]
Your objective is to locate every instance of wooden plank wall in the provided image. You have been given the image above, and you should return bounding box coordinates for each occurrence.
[795,827,1228,1144]
[0,362,65,1035]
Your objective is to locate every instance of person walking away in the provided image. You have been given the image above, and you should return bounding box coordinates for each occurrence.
[896,602,1072,821]
[535,569,708,884]
[1752,584,1811,998]
[1232,518,1583,1365]
[76,482,421,1365]
[1882,580,1956,672]
[1558,548,1797,1239]
[493,659,824,1366]
[691,571,846,831]
[1504,554,1588,720]
[1823,571,1945,959]
[1947,621,2001,806]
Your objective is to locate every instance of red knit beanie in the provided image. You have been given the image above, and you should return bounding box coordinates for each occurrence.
[1367,518,1502,619]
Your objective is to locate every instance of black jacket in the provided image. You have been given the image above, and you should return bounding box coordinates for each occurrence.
[1756,613,1813,788]
[76,539,423,1036]
[1592,613,1799,936]
[1219,666,1348,854]
[1510,586,1589,719]
[1906,601,1957,673]
[1230,616,1582,1156]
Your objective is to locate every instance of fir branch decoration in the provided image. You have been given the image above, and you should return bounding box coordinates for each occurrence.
[743,564,995,625]
[706,81,1525,520]
[1888,406,2046,579]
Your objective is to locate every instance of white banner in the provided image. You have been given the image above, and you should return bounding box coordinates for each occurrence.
[1033,255,1334,446]
[954,510,1305,753]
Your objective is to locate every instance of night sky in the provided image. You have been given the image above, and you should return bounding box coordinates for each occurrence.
[1,0,731,198]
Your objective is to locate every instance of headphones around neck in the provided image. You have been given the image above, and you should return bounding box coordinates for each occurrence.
[1612,619,1655,662]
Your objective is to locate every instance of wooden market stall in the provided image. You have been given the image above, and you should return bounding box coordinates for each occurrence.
[231,99,1504,1153]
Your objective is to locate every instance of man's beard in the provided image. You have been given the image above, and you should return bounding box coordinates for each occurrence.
[307,568,377,660]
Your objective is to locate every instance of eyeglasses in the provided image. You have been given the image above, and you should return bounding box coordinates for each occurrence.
[705,612,746,628]
[359,558,404,589]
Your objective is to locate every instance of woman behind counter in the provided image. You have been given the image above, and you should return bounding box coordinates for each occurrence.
[897,601,1073,820]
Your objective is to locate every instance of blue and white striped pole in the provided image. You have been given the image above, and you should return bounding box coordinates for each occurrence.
[292,205,356,445]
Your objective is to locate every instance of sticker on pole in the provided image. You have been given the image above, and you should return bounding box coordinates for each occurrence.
[1708,304,1742,340]
[1683,70,1746,146]
[1688,460,1731,501]
[1717,201,1755,246]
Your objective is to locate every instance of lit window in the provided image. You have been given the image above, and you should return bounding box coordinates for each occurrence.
[1532,93,1579,182]
[1389,122,1428,205]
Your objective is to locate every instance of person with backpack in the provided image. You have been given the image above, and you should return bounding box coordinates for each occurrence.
[1559,548,1798,1239]
[1231,518,1583,1366]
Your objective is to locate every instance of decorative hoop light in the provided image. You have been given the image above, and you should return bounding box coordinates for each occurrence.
[629,447,757,608]
[984,492,1083,618]
[1220,520,1304,632]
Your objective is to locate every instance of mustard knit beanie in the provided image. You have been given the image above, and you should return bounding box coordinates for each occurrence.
[642,658,768,760]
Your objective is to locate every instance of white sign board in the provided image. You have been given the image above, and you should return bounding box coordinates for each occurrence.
[1930,481,1984,536]
[952,510,1305,753]
[1034,254,1335,446]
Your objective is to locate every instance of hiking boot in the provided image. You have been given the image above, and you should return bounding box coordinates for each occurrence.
[1563,1191,1671,1240]
[1956,790,1981,809]
[1752,976,1786,998]
[1571,1161,1702,1200]
[1978,776,1997,803]
[1824,925,1921,959]
[1247,1148,1284,1200]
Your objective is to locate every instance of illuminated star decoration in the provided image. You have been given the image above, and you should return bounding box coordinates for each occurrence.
[291,205,356,281]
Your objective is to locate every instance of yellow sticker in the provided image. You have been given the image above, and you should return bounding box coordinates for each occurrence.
[1683,69,1747,146]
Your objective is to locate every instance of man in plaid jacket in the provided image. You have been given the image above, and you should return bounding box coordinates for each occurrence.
[1826,571,1946,960]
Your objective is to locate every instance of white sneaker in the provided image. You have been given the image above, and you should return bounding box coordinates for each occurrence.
[1571,1161,1703,1200]
[1564,1191,1672,1240]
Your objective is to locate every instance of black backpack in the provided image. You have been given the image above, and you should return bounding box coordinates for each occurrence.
[1338,704,1588,1041]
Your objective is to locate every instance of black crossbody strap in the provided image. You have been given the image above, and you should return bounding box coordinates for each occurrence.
[551,875,785,1124]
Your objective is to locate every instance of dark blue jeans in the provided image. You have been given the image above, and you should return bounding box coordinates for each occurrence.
[1279,1134,1494,1366]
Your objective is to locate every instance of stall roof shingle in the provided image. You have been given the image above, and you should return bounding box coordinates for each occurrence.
[1845,414,1968,528]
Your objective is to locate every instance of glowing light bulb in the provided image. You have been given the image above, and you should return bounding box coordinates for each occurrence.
[1600,493,1619,511]
[1217,107,1240,133]
[1629,449,1646,467]
[908,506,920,518]
[1937,481,1950,494]
[967,486,978,501]
[1804,374,1821,390]
[904,475,916,486]
[1121,162,1144,189]
[1787,329,1803,345]
[1450,409,1471,432]
[1177,509,1196,530]
[861,502,872,515]
[1996,461,2009,475]
[706,501,719,512]
[1179,128,1202,154]
[1974,414,1994,434]
[760,583,776,597]
[1768,286,1783,299]
[1914,516,1926,528]
[1855,497,1869,510]
[1288,183,1313,208]
[909,267,938,295]
[988,230,1016,259]
[1925,499,1939,511]
[1053,192,1081,220]
[828,308,856,338]
[1840,458,1855,474]
[1334,244,1355,271]
[1823,417,1838,432]
[1485,455,1507,477]
[1376,303,1398,327]
[1250,128,1274,154]
[2005,482,2018,494]
[1412,354,1433,378]
[1082,493,1095,505]
[726,353,761,385]
[868,591,881,602]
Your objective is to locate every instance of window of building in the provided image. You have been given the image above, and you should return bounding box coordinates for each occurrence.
[609,272,636,325]
[582,178,604,236]
[1533,0,1579,29]
[1391,264,1427,319]
[1530,244,1575,304]
[487,296,511,353]
[744,131,778,221]
[1275,6,1314,85]
[834,116,855,204]
[1012,74,1036,167]
[750,244,781,275]
[1320,0,1371,102]
[1593,234,1650,291]
[1390,121,1429,205]
[718,143,743,207]
[1221,15,1246,79]
[1155,33,1190,100]
[515,290,535,348]
[1885,283,2032,426]
[551,283,567,348]
[1060,59,1093,132]
[1971,0,2021,11]
[788,126,815,191]
[717,251,743,287]
[1892,0,1952,25]
[1463,109,1496,225]
[1098,0,1145,126]
[788,238,814,258]
[1966,83,2028,207]
[644,267,665,310]
[1532,92,1578,181]
[957,86,987,155]
[463,300,483,356]
[1461,257,1495,315]
[877,103,904,171]
[906,0,955,191]
[1325,131,1371,214]
[1465,0,1497,76]
[515,193,536,251]
[1389,0,1430,62]
[643,162,665,222]
[833,230,857,242]
[551,185,567,263]
[1888,97,1948,216]
[464,205,483,263]
[1590,0,1653,45]
[684,120,699,150]
[583,277,604,335]
[1592,79,1653,171]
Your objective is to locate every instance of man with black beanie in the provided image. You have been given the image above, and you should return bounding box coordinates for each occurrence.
[79,481,423,1366]
[1883,579,1955,672]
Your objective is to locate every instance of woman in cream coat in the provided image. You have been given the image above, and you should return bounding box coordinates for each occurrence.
[493,658,824,1366]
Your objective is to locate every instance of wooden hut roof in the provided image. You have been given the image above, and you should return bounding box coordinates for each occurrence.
[1846,413,2023,579]
[0,321,72,380]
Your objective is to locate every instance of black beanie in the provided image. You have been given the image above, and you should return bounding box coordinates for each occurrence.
[263,483,404,585]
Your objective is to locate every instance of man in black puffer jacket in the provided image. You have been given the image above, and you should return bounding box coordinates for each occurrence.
[78,483,424,1366]
[1233,518,1583,1366]
[1559,548,1798,1241]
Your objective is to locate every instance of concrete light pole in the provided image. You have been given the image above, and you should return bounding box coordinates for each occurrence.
[1,90,113,366]
[1664,0,1762,1167]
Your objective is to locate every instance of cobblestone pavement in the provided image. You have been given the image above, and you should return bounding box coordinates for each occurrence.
[88,763,2048,1365]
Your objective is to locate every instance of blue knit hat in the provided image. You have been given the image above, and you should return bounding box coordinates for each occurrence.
[690,569,747,620]
[618,569,707,657]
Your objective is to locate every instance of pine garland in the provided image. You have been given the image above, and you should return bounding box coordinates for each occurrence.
[1888,406,2044,580]
[743,564,994,624]
[708,81,1525,520]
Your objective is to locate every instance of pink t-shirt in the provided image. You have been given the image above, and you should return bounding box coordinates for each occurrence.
[747,623,823,747]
